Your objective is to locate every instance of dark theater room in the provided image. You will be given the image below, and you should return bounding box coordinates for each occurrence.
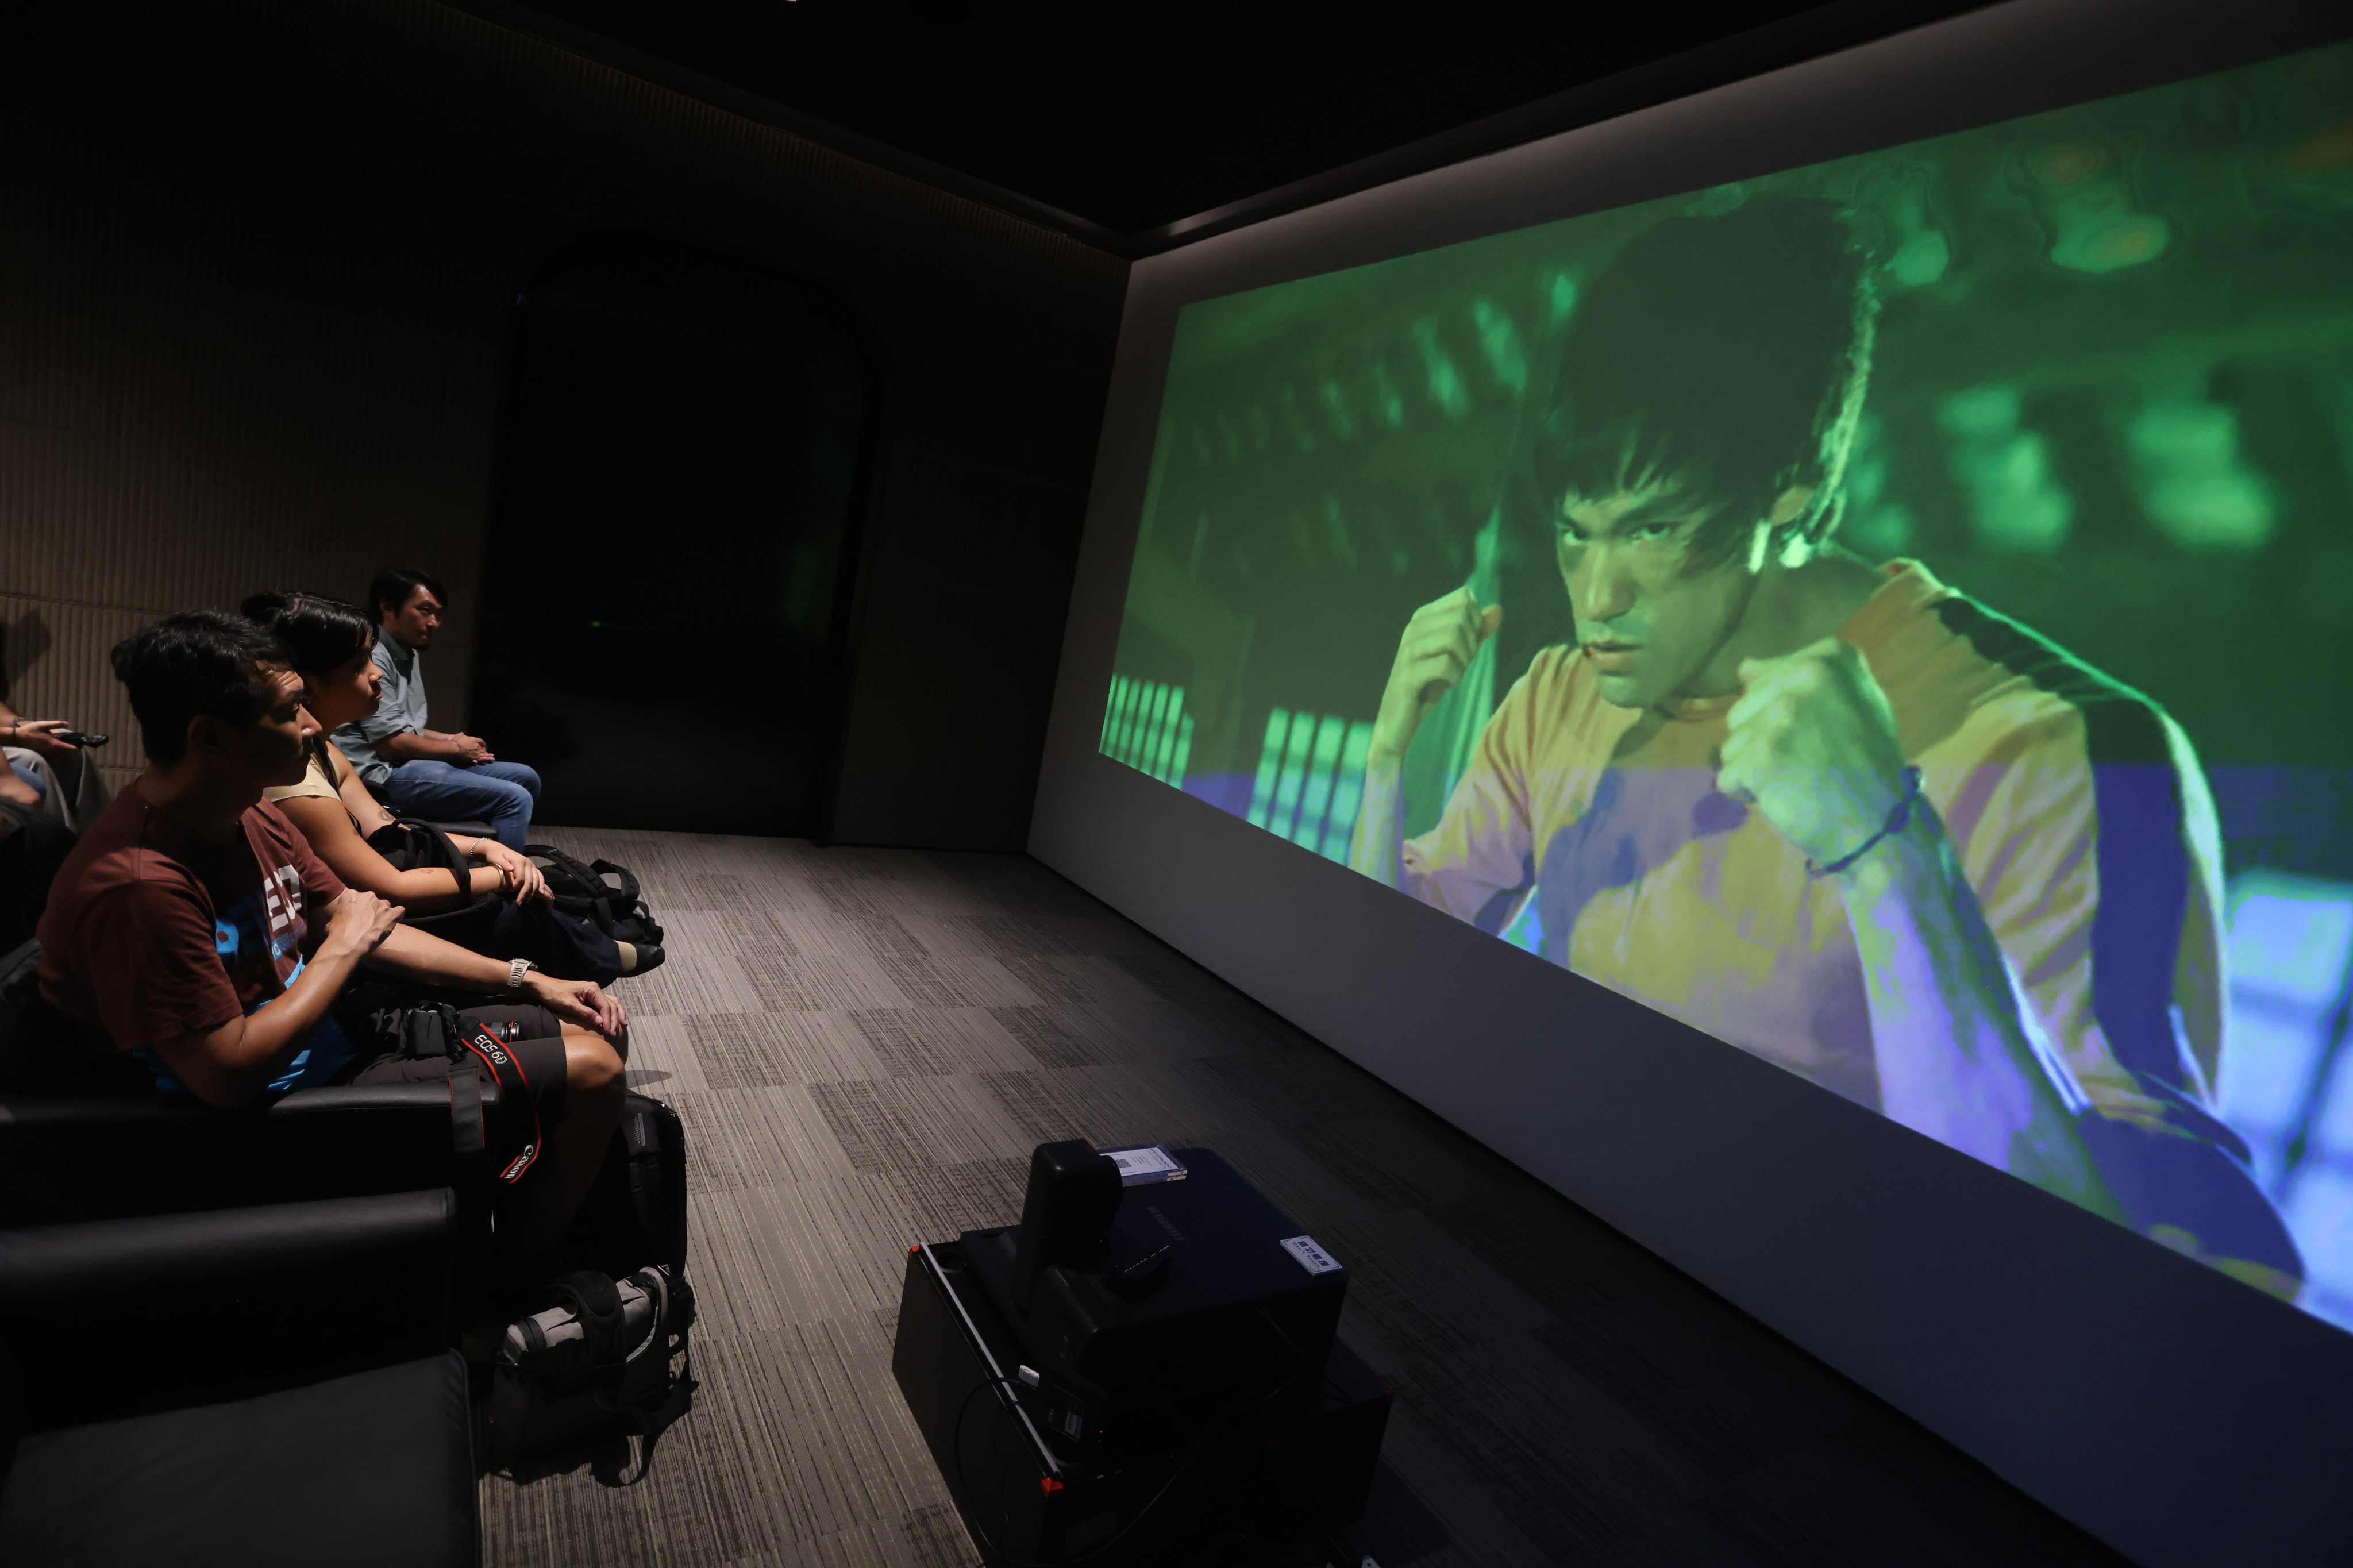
[7,0,2353,1563]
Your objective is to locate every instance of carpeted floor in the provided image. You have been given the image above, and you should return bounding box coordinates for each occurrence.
[480,828,2128,1568]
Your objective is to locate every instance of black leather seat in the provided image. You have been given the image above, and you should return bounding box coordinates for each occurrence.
[0,1349,477,1568]
[0,1077,498,1565]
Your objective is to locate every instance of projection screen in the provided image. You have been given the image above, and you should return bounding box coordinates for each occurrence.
[1034,2,2353,1563]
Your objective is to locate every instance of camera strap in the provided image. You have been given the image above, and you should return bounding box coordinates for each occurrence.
[458,1022,545,1185]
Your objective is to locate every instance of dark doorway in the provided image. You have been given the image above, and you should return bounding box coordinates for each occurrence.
[473,236,872,837]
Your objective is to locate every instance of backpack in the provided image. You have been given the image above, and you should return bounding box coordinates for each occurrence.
[487,1264,695,1484]
[490,1091,696,1482]
[525,846,664,950]
[560,1091,691,1281]
[366,818,505,951]
[370,823,629,984]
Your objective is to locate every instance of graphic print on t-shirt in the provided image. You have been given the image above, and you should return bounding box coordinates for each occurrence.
[211,862,310,986]
[197,859,349,1092]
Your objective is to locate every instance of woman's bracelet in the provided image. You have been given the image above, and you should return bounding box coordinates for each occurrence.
[1809,765,1925,879]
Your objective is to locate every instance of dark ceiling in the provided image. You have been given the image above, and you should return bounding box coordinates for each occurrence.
[470,0,1988,247]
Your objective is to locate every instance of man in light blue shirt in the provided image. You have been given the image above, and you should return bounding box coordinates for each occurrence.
[334,567,542,849]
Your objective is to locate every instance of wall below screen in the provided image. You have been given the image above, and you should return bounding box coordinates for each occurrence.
[1031,1,2353,1563]
[0,0,1122,847]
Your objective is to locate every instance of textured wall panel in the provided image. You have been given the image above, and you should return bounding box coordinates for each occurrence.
[0,0,1124,844]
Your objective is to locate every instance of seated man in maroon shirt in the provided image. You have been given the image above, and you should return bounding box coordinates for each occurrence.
[36,611,628,1299]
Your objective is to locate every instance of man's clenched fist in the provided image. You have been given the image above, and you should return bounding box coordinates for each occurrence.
[1718,637,1910,869]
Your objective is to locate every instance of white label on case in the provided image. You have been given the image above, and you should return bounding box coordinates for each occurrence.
[1280,1235,1342,1276]
[1102,1144,1187,1184]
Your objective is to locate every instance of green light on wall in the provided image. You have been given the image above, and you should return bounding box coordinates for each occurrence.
[1241,706,1376,858]
[2128,395,2275,551]
[1318,379,1355,441]
[1937,384,2073,553]
[1546,272,1577,326]
[1246,708,1288,827]
[1470,299,1527,395]
[1408,319,1471,419]
[1270,710,1317,836]
[1318,722,1376,862]
[1099,677,1193,789]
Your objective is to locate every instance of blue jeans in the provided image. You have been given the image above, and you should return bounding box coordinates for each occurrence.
[383,758,542,849]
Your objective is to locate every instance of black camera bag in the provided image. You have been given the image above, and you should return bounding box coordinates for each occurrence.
[559,1091,691,1280]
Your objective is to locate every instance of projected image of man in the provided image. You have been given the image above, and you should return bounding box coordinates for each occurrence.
[1349,200,2298,1294]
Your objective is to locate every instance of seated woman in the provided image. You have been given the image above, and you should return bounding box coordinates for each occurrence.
[242,591,657,981]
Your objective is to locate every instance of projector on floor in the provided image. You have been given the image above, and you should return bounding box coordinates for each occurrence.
[889,1142,1391,1565]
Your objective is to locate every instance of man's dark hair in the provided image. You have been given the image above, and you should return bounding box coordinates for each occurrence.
[1529,198,1876,567]
[367,567,447,623]
[242,591,376,676]
[110,612,290,765]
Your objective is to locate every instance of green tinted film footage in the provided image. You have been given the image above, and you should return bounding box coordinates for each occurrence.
[1102,43,2353,1330]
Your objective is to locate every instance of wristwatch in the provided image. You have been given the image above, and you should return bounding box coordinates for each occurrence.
[507,957,536,991]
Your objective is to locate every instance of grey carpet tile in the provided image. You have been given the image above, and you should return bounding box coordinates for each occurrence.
[668,1086,858,1193]
[847,1008,1038,1078]
[673,907,806,966]
[899,1502,985,1568]
[1287,1114,1473,1216]
[1575,1292,1879,1450]
[984,1003,1110,1069]
[1051,971,1278,1062]
[844,912,933,962]
[868,946,1048,1011]
[1318,1207,1561,1359]
[687,1011,886,1089]
[480,1466,668,1568]
[1453,1329,1744,1514]
[916,911,1084,961]
[805,1073,1036,1176]
[660,872,760,913]
[684,1178,922,1337]
[978,1066,1146,1150]
[627,1012,714,1096]
[483,830,2128,1568]
[623,949,772,1018]
[879,1156,1034,1243]
[991,988,1158,1059]
[1526,1317,1765,1488]
[740,949,913,1012]
[989,954,1098,1007]
[1421,1189,1655,1320]
[1372,1400,1603,1568]
[1388,1351,1644,1566]
[923,853,1102,919]
[1207,1040,1417,1121]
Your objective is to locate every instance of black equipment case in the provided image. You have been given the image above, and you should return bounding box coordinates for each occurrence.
[890,1142,1393,1568]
